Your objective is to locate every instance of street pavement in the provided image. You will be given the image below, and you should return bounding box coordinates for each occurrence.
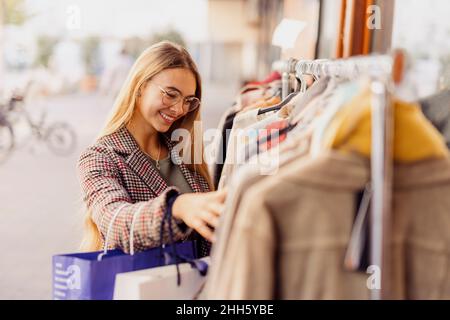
[0,83,236,299]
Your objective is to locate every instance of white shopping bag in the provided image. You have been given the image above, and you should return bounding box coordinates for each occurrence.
[113,257,210,300]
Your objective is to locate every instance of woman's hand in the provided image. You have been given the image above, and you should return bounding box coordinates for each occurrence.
[172,189,227,243]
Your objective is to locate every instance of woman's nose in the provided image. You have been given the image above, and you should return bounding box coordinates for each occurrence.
[169,100,186,116]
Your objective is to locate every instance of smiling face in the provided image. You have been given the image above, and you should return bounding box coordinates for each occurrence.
[135,68,197,133]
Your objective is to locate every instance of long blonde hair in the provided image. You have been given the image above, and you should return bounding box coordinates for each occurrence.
[80,41,214,252]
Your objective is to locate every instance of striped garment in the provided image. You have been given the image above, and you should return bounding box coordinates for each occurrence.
[77,124,211,256]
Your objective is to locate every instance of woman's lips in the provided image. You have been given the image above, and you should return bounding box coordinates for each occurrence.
[159,111,176,124]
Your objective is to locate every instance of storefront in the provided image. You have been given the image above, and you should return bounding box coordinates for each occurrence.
[2,0,450,304]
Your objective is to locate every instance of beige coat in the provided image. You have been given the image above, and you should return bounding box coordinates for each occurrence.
[208,151,450,299]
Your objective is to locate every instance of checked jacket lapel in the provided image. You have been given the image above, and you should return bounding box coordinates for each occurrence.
[107,125,206,196]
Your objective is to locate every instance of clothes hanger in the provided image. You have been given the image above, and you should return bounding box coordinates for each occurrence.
[255,61,329,147]
[263,84,282,101]
[257,90,299,115]
[256,71,306,115]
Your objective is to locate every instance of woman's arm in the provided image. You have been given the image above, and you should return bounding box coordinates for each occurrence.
[77,146,190,253]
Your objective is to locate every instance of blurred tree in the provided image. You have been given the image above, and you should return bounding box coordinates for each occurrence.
[81,36,101,75]
[1,0,32,95]
[149,29,186,47]
[123,29,187,60]
[1,0,31,25]
[123,36,152,60]
[80,36,101,92]
[35,36,58,68]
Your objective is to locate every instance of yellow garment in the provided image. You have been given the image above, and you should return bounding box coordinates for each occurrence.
[323,86,449,163]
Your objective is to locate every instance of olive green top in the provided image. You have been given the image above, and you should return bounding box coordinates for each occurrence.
[148,156,193,194]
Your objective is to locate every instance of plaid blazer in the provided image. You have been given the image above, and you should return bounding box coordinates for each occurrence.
[77,124,211,255]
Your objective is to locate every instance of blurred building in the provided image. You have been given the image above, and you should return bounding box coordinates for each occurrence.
[202,0,282,85]
[202,0,322,85]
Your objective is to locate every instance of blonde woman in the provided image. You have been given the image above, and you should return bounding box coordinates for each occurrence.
[77,41,226,257]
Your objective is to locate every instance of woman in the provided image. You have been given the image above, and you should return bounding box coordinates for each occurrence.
[77,41,226,256]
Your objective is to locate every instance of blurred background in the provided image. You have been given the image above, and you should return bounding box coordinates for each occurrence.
[1,0,450,299]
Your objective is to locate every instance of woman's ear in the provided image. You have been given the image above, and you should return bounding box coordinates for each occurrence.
[136,79,150,98]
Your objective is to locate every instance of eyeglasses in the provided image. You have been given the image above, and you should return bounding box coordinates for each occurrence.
[157,85,200,113]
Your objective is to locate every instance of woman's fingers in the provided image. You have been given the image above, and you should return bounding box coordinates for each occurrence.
[193,218,215,242]
[175,191,228,243]
[201,210,220,229]
[207,202,225,218]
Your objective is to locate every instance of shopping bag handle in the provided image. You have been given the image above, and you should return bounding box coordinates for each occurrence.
[97,202,148,261]
[159,196,209,286]
[176,253,209,276]
[129,202,147,255]
[97,203,128,261]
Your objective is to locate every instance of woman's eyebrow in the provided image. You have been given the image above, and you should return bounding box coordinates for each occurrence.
[166,86,196,98]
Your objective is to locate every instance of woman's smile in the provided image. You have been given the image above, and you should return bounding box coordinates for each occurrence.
[158,110,177,124]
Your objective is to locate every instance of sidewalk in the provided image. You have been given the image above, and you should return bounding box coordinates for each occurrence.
[0,83,236,299]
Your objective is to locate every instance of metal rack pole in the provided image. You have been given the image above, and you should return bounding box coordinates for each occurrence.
[370,78,393,300]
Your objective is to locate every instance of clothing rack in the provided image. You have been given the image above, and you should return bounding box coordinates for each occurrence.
[272,55,394,98]
[272,54,400,299]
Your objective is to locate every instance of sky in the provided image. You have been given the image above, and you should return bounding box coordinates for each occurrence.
[21,0,209,42]
[11,0,450,51]
[2,0,210,87]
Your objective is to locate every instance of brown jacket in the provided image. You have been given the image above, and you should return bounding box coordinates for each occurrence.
[209,151,450,299]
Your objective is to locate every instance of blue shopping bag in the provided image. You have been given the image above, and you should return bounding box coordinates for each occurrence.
[52,202,198,300]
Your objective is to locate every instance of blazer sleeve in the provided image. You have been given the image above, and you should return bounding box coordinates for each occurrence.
[77,146,190,253]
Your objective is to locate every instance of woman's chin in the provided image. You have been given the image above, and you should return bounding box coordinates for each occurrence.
[153,121,172,133]
[159,126,170,133]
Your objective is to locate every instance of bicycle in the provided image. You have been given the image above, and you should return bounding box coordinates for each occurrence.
[0,92,77,164]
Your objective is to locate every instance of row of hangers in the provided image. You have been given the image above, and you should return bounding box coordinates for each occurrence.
[265,52,406,300]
